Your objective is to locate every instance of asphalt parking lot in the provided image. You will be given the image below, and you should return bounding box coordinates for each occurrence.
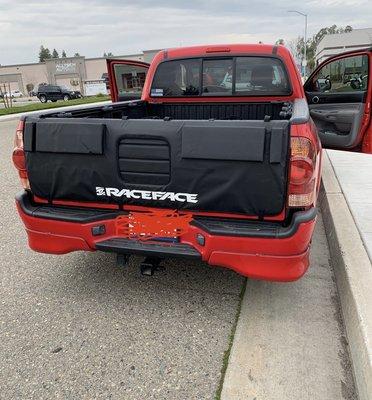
[0,119,244,399]
[0,118,357,399]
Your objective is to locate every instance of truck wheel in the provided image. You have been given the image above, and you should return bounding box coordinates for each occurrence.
[39,95,47,103]
[63,94,70,101]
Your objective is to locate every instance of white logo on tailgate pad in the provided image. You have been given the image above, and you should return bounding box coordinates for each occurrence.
[96,187,198,204]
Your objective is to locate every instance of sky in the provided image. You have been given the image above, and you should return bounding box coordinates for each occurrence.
[0,0,371,65]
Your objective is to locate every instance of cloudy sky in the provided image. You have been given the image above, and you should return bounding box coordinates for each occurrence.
[0,0,371,65]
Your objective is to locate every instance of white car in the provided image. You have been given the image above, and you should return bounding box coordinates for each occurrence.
[4,90,23,98]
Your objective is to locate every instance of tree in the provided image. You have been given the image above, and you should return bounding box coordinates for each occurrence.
[103,52,114,57]
[289,25,353,73]
[52,48,59,58]
[39,45,52,62]
[275,38,285,45]
[61,50,67,57]
[74,52,80,57]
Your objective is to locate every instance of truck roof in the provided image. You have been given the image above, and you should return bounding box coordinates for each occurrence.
[161,43,289,59]
[141,43,302,103]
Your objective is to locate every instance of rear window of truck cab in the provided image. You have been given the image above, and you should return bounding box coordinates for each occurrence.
[150,56,291,97]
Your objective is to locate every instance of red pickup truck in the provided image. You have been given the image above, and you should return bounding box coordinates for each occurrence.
[13,44,372,281]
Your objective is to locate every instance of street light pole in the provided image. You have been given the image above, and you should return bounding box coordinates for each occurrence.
[288,10,308,77]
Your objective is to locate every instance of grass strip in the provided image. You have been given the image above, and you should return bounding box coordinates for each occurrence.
[0,95,110,116]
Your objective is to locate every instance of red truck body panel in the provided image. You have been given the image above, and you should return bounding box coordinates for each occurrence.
[16,199,316,282]
[14,43,344,281]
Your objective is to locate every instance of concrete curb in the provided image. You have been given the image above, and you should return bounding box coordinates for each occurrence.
[219,151,371,400]
[320,151,372,400]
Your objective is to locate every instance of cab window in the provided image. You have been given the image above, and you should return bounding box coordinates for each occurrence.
[150,56,290,97]
[308,54,369,93]
[202,59,233,95]
[151,59,200,97]
[235,57,290,94]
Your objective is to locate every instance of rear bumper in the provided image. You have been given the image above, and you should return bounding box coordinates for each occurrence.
[16,192,317,282]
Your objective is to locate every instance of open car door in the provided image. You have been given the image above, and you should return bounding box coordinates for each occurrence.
[304,48,372,153]
[106,59,150,103]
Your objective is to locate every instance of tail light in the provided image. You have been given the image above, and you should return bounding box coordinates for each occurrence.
[288,137,317,208]
[12,120,30,190]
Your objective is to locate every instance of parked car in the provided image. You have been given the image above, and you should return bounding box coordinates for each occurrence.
[4,90,23,98]
[36,84,82,103]
[12,44,372,282]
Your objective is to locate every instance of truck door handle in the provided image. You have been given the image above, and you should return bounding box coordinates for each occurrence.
[310,109,338,122]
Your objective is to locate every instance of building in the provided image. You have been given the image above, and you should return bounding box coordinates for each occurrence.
[316,28,372,64]
[0,49,160,95]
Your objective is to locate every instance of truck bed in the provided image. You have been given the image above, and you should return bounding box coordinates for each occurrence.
[38,100,292,121]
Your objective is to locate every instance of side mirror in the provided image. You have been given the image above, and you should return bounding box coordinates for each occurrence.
[316,76,332,92]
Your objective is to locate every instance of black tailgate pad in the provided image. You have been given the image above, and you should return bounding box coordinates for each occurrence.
[24,118,289,216]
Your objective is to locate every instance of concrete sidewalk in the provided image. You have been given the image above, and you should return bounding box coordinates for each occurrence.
[327,149,372,262]
[221,150,372,400]
[221,213,357,400]
[321,150,372,400]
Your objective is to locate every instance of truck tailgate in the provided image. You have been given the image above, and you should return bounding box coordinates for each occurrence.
[24,118,289,216]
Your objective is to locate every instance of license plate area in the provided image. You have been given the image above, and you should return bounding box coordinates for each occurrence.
[115,210,192,241]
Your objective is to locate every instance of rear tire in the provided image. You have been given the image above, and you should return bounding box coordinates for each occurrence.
[63,94,70,101]
[39,95,47,103]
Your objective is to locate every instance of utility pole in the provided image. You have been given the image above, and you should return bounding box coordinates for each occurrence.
[288,10,308,77]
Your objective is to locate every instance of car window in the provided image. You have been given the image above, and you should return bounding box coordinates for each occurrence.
[151,59,200,97]
[114,64,148,96]
[308,54,369,93]
[235,57,290,94]
[150,56,290,97]
[202,59,233,95]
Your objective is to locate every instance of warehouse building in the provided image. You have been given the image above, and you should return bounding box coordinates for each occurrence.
[0,49,160,95]
[316,28,372,64]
